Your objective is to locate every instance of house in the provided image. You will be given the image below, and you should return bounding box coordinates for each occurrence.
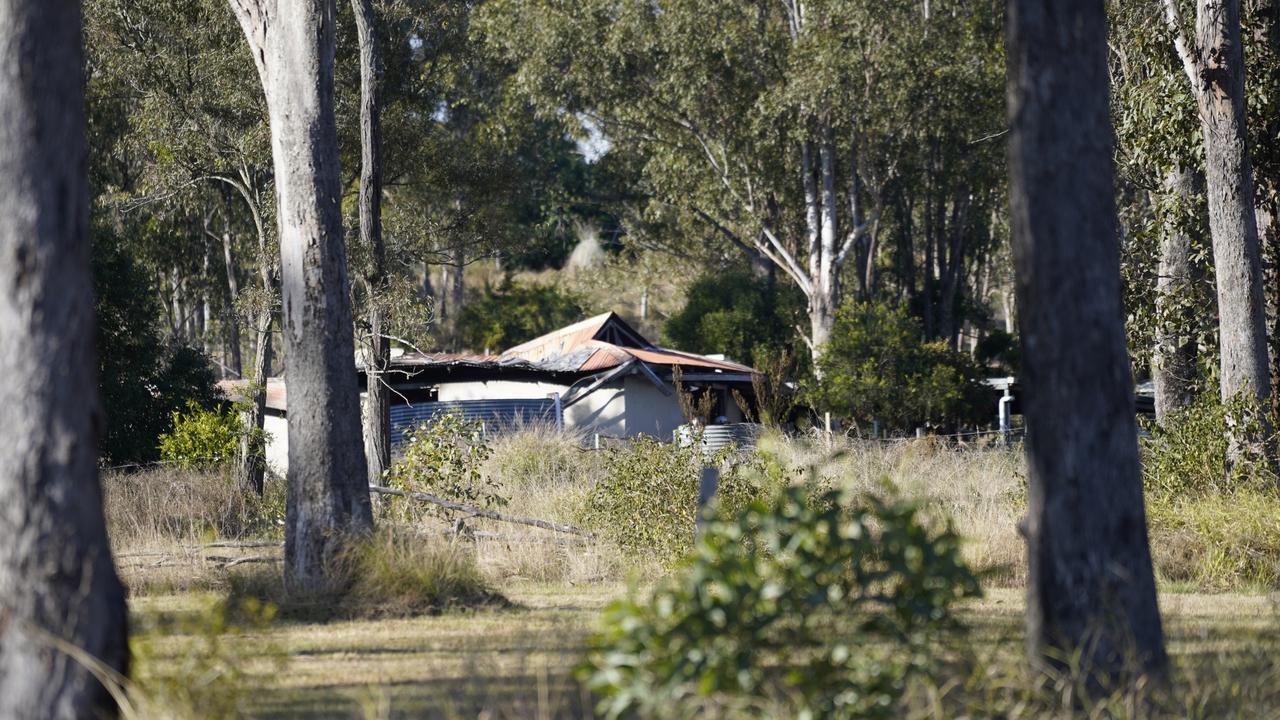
[223,312,758,475]
[372,312,756,442]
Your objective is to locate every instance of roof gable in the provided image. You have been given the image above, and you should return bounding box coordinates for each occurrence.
[502,311,650,362]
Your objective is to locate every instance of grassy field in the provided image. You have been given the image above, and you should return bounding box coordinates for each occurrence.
[127,580,1280,719]
[108,431,1280,718]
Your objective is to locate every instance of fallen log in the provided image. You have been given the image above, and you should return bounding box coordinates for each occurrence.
[368,485,596,539]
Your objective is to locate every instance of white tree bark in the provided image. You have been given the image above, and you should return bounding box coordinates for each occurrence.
[228,0,373,585]
[0,0,129,714]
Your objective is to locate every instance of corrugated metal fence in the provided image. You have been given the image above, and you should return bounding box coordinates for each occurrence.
[389,399,560,446]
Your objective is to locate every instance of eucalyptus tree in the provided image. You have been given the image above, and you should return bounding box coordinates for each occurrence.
[1160,0,1271,409]
[1111,1,1212,420]
[480,0,1006,366]
[228,0,373,584]
[0,0,128,713]
[1007,0,1167,681]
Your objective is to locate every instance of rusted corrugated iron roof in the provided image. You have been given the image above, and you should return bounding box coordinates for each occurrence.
[502,312,619,363]
[624,346,754,373]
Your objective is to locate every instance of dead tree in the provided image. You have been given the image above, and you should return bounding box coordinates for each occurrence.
[1006,0,1168,681]
[228,0,374,586]
[0,0,129,714]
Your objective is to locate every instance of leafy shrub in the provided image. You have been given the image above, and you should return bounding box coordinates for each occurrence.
[157,402,244,469]
[581,483,981,719]
[1141,392,1275,496]
[1141,392,1280,590]
[383,412,506,521]
[812,300,989,434]
[579,436,766,565]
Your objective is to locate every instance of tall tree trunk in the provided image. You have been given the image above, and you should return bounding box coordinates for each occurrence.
[1165,0,1271,408]
[437,263,450,321]
[0,1,129,714]
[1006,0,1167,681]
[229,0,373,587]
[202,244,213,356]
[221,228,244,377]
[1153,166,1202,423]
[351,0,390,488]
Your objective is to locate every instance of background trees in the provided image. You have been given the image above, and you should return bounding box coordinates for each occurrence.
[480,0,1008,369]
[1162,0,1271,411]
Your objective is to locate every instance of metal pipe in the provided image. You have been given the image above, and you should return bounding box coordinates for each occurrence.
[999,381,1014,445]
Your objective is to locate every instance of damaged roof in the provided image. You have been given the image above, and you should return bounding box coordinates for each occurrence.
[389,311,755,375]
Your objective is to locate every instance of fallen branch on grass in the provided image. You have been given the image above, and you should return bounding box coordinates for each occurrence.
[217,555,280,568]
[369,485,596,539]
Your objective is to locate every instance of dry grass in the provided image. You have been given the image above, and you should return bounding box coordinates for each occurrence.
[103,467,285,549]
[225,530,506,621]
[107,430,1280,717]
[757,433,1028,585]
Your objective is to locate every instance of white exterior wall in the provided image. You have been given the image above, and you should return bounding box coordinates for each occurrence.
[622,375,686,440]
[264,413,289,477]
[262,372,749,475]
[565,382,626,438]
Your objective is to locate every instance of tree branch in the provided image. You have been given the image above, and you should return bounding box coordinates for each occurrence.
[1160,0,1203,89]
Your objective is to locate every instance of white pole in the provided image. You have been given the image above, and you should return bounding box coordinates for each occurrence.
[551,392,563,433]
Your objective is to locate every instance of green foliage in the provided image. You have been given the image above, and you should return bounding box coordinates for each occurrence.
[456,280,584,353]
[663,268,804,368]
[93,231,221,465]
[384,412,505,520]
[1141,393,1276,497]
[580,437,768,565]
[581,483,981,719]
[1141,393,1280,591]
[814,300,989,433]
[480,0,1008,351]
[157,402,242,470]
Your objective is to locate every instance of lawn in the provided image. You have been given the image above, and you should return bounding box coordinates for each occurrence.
[128,580,1280,719]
